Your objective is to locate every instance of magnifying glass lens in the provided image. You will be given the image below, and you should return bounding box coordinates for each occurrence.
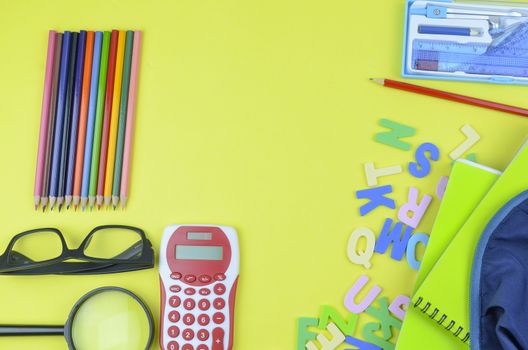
[71,290,151,350]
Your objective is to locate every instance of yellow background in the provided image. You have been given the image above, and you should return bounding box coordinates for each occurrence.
[1,0,528,349]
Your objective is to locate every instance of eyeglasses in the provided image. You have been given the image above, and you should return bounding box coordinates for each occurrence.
[0,225,154,275]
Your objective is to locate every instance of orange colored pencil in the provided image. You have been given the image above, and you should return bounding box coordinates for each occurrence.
[72,31,95,209]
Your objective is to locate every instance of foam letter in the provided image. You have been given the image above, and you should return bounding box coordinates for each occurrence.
[356,185,396,216]
[398,187,433,229]
[344,275,382,314]
[388,295,410,321]
[366,297,402,338]
[408,142,440,178]
[362,323,395,350]
[449,124,480,160]
[406,233,429,270]
[364,162,402,187]
[374,119,416,151]
[345,336,382,350]
[347,227,376,269]
[374,218,413,261]
[306,322,345,350]
[298,318,319,350]
[436,176,448,200]
[318,306,359,336]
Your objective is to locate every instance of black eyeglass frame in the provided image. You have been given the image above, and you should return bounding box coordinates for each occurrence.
[0,225,154,275]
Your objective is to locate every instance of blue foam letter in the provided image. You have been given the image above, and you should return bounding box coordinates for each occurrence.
[356,185,396,216]
[408,143,440,178]
[374,218,413,261]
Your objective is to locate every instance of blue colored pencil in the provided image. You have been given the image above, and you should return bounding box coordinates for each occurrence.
[49,31,72,210]
[81,32,103,211]
[57,32,78,211]
[65,31,86,209]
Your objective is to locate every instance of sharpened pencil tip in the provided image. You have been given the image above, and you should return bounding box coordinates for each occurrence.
[58,204,62,212]
[35,204,38,211]
[42,205,46,212]
[370,78,385,85]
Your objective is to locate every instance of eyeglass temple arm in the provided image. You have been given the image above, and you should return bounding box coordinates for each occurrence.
[0,325,64,336]
[112,240,144,260]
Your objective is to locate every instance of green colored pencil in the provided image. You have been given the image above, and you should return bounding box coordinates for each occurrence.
[88,31,111,210]
[112,31,134,209]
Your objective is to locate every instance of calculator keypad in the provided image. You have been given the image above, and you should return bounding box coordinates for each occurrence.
[165,275,228,350]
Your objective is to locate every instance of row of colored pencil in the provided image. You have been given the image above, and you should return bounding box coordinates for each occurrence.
[34,30,142,211]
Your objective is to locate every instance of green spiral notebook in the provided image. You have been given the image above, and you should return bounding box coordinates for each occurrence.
[411,140,528,346]
[396,159,500,350]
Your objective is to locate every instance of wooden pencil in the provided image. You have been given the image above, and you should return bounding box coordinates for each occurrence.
[104,30,126,207]
[112,31,134,208]
[83,32,104,211]
[41,33,63,211]
[57,32,78,211]
[73,31,94,209]
[34,30,57,210]
[96,29,119,209]
[49,31,72,210]
[88,31,111,210]
[120,31,142,209]
[65,31,86,209]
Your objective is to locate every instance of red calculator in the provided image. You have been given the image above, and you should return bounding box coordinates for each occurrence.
[159,225,240,350]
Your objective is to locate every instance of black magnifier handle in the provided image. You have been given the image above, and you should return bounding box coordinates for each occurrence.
[0,325,64,336]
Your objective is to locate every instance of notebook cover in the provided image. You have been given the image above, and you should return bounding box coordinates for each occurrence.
[411,140,528,345]
[396,159,500,350]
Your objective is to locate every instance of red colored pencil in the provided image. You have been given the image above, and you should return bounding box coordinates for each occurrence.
[370,78,528,118]
[96,30,118,208]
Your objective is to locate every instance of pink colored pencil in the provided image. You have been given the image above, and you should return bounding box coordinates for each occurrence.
[34,30,57,209]
[120,31,142,209]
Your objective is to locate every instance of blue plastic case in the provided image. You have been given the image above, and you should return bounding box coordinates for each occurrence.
[402,0,528,85]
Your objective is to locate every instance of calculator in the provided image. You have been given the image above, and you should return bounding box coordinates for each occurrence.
[159,225,240,350]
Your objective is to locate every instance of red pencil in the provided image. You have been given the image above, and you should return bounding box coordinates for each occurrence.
[96,29,119,208]
[371,78,528,118]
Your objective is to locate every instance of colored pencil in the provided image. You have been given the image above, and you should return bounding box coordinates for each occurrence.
[120,31,142,209]
[65,31,86,209]
[96,30,119,209]
[82,32,103,211]
[57,32,78,211]
[73,31,94,209]
[112,31,134,208]
[49,32,72,210]
[104,30,126,207]
[370,78,528,118]
[34,30,57,209]
[41,33,63,211]
[88,31,111,210]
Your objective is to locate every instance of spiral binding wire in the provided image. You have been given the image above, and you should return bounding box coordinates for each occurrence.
[413,297,471,344]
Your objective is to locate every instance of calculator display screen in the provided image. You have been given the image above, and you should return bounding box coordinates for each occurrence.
[176,245,223,260]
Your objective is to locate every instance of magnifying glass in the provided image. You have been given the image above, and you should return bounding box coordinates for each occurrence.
[0,286,153,350]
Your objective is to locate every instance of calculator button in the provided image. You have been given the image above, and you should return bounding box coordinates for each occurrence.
[168,311,180,323]
[171,272,182,280]
[183,298,196,310]
[213,312,225,324]
[214,284,226,295]
[184,275,196,283]
[197,329,210,341]
[169,296,181,307]
[199,274,212,283]
[170,285,182,293]
[214,273,226,281]
[212,328,224,350]
[199,288,211,296]
[198,314,210,326]
[182,328,195,341]
[183,313,195,326]
[184,288,196,295]
[168,326,180,338]
[182,345,194,350]
[197,346,208,350]
[198,299,211,311]
[167,341,179,350]
[213,298,225,309]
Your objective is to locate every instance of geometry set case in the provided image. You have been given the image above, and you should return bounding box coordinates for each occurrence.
[403,0,528,85]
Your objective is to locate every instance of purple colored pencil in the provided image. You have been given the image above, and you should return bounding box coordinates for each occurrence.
[65,31,86,209]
